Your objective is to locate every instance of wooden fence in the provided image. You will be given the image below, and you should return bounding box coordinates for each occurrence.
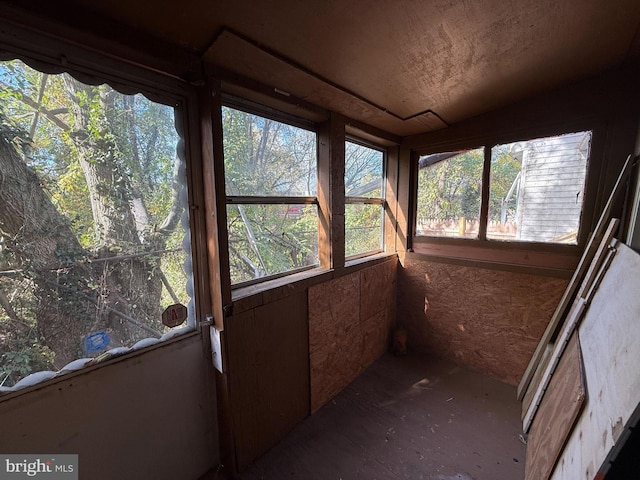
[416,218,518,239]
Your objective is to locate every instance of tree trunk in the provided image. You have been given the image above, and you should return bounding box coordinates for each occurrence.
[62,76,165,340]
[0,134,97,367]
[63,75,141,249]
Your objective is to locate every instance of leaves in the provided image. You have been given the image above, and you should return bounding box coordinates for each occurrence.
[0,59,190,385]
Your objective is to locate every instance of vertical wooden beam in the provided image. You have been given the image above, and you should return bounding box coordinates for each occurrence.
[199,78,237,474]
[384,145,400,253]
[478,145,491,240]
[183,89,211,328]
[185,85,224,476]
[199,77,232,329]
[318,112,345,269]
[395,146,413,252]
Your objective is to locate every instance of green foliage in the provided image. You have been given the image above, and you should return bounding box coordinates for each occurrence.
[222,109,388,280]
[416,146,523,233]
[223,107,319,283]
[0,278,55,386]
[0,59,190,386]
[345,204,383,257]
[344,141,385,257]
[222,107,317,196]
[1,341,55,386]
[417,149,484,222]
[489,146,521,222]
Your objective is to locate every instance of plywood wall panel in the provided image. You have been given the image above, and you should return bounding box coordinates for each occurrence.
[310,258,397,412]
[360,310,391,368]
[360,257,397,320]
[309,271,362,412]
[360,259,397,368]
[525,333,585,480]
[397,258,568,385]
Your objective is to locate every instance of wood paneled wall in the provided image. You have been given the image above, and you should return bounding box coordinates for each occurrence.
[224,255,397,469]
[224,292,310,470]
[309,258,397,412]
[397,256,568,386]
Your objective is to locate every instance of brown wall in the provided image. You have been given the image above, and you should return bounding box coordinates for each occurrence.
[309,257,397,412]
[224,255,397,469]
[397,256,568,385]
[0,335,218,480]
[224,291,310,470]
[395,66,640,386]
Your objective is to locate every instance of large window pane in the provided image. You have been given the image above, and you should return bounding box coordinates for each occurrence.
[345,141,384,198]
[416,148,484,238]
[0,60,194,389]
[488,131,591,243]
[345,204,383,257]
[222,106,317,197]
[345,141,385,258]
[223,105,318,286]
[226,204,318,284]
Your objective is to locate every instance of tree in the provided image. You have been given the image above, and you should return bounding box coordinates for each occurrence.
[222,107,318,283]
[345,141,385,256]
[222,108,388,282]
[0,60,188,385]
[417,149,484,222]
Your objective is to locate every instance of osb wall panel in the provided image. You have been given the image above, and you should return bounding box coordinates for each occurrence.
[397,258,568,386]
[225,292,310,470]
[309,258,397,412]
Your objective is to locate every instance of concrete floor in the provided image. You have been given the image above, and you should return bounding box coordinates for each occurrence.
[213,353,526,480]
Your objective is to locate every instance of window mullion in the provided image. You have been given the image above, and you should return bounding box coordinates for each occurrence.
[318,113,346,269]
[345,197,384,205]
[479,145,492,241]
[227,196,318,204]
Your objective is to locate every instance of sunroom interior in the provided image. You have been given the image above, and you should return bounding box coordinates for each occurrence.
[0,1,639,479]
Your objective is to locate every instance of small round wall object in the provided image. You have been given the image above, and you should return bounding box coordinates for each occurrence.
[162,303,188,328]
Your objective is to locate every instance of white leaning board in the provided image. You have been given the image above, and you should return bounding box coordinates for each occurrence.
[550,243,640,480]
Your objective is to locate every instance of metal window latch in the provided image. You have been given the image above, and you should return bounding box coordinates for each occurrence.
[199,314,214,327]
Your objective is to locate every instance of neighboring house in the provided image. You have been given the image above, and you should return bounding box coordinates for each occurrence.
[513,131,590,243]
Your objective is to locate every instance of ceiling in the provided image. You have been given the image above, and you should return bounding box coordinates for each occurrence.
[3,0,640,137]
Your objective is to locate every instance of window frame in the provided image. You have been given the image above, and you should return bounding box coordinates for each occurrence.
[0,31,210,396]
[409,121,605,270]
[221,96,321,289]
[344,136,387,260]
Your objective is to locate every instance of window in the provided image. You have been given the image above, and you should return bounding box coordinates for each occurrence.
[415,131,591,245]
[0,59,195,391]
[416,147,484,238]
[222,105,318,285]
[488,132,591,243]
[345,140,385,257]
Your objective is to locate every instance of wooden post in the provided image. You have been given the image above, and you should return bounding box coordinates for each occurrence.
[384,145,400,253]
[458,216,467,236]
[395,147,414,252]
[317,112,345,269]
[478,145,491,240]
[199,78,232,331]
